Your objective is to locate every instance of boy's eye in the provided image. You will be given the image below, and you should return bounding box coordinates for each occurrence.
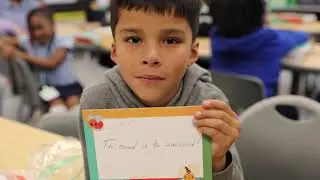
[126,37,141,44]
[164,38,182,45]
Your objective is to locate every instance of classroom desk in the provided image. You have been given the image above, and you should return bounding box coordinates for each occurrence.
[272,5,320,14]
[56,22,101,37]
[282,44,320,72]
[282,44,320,94]
[0,118,62,171]
[271,22,320,35]
[18,22,101,38]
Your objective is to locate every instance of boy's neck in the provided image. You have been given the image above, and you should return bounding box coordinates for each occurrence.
[139,82,183,107]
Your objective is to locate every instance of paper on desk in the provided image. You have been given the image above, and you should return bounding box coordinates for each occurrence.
[284,42,312,64]
[82,107,212,180]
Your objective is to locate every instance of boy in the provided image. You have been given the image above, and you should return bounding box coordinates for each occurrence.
[208,0,310,97]
[80,0,243,179]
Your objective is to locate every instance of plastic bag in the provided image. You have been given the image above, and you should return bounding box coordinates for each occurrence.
[31,137,84,180]
[1,138,84,180]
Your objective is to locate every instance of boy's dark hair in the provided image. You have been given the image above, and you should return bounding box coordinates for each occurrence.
[209,0,266,38]
[110,0,201,41]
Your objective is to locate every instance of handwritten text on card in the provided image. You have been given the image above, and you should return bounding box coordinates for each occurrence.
[93,116,204,179]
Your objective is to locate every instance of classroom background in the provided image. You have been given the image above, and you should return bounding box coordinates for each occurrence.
[1,0,320,179]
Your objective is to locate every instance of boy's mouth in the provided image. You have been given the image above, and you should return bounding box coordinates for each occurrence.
[136,75,166,81]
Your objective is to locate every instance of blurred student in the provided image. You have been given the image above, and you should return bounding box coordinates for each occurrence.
[208,0,310,97]
[0,8,82,113]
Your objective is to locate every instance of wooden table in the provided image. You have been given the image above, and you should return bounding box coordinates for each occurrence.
[18,22,102,37]
[56,22,101,37]
[282,44,320,94]
[0,118,62,171]
[271,22,320,35]
[282,44,320,71]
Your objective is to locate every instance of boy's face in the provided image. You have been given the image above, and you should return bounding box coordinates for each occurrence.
[111,9,198,107]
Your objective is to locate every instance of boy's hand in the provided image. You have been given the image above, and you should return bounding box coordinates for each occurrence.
[194,100,241,172]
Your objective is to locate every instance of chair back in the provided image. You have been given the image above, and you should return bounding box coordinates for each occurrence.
[237,95,320,180]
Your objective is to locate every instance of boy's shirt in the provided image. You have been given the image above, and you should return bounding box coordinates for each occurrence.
[0,0,40,29]
[19,35,79,86]
[210,27,309,97]
[80,64,244,180]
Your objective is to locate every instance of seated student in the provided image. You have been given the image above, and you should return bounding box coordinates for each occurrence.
[0,8,83,113]
[80,0,243,179]
[208,0,310,97]
[0,0,41,29]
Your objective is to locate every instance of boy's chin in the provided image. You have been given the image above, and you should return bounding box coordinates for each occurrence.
[137,93,169,107]
[38,40,48,45]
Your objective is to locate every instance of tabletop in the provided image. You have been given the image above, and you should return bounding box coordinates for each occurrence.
[0,118,62,171]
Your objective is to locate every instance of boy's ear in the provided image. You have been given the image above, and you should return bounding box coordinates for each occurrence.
[188,41,199,66]
[110,42,117,64]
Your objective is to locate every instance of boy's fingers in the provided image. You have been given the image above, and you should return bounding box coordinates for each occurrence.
[197,126,220,138]
[195,118,239,138]
[194,110,240,130]
[202,100,238,118]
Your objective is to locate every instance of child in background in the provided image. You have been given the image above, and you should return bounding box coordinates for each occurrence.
[0,8,83,113]
[208,0,310,97]
[80,0,243,179]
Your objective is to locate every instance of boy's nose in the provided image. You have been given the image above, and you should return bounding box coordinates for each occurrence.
[142,45,161,66]
[142,58,160,66]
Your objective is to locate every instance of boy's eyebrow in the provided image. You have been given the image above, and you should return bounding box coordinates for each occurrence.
[119,28,185,35]
[160,28,186,35]
[119,28,142,34]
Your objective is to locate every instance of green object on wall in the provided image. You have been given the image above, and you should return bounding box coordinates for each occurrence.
[269,0,297,8]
